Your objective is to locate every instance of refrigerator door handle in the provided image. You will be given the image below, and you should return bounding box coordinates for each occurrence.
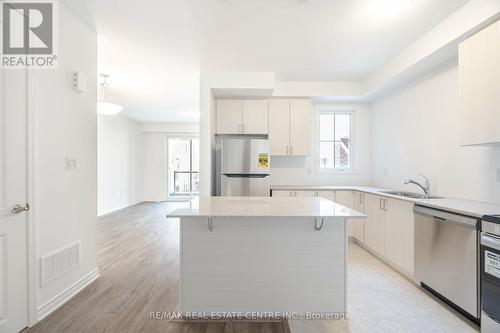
[223,174,269,178]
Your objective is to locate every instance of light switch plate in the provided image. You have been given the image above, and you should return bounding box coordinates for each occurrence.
[72,71,86,93]
[66,156,78,171]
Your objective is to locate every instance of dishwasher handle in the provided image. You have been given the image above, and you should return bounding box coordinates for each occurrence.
[414,205,479,230]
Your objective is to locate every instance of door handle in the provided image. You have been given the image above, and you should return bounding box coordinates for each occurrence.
[11,203,30,214]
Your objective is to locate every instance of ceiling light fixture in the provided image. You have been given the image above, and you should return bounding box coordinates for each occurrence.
[368,0,414,19]
[97,73,123,115]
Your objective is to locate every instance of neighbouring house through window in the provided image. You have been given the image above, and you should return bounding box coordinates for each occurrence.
[318,111,354,172]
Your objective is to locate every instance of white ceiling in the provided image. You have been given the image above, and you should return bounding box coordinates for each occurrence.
[63,0,469,123]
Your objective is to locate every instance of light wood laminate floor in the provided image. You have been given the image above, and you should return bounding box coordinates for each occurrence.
[27,202,290,333]
[27,201,480,333]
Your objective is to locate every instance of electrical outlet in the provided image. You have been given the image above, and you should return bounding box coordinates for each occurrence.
[496,168,500,183]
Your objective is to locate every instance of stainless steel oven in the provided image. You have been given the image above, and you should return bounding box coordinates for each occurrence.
[481,215,500,333]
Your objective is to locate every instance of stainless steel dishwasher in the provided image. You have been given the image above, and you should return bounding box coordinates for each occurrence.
[414,205,480,323]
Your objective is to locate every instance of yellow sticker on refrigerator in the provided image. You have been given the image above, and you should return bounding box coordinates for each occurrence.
[258,153,269,168]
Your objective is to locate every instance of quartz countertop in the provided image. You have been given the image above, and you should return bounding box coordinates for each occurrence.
[271,185,500,218]
[167,196,366,218]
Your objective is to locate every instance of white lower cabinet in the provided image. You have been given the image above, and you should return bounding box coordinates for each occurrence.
[314,190,335,201]
[271,190,292,197]
[364,193,415,276]
[364,194,386,256]
[352,192,365,243]
[384,198,414,275]
[271,188,415,276]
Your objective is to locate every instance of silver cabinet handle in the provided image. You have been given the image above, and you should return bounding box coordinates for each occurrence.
[286,145,289,155]
[290,145,293,155]
[384,199,388,211]
[11,203,29,214]
[208,218,214,232]
[379,198,383,210]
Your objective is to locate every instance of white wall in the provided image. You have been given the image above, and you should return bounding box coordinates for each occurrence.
[142,133,168,201]
[141,122,199,201]
[271,104,371,186]
[33,2,98,312]
[370,63,500,203]
[97,115,143,215]
[142,122,198,134]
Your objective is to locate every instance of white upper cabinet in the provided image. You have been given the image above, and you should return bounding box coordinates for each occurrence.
[242,100,268,134]
[459,19,500,145]
[216,99,243,134]
[269,99,290,155]
[289,99,312,156]
[269,98,313,156]
[216,99,269,135]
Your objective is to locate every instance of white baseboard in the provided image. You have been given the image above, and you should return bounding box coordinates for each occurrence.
[37,268,100,321]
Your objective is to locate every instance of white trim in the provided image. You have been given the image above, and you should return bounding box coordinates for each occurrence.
[26,69,39,326]
[315,107,357,175]
[37,268,100,321]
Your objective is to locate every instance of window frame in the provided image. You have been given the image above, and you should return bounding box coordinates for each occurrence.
[316,109,356,174]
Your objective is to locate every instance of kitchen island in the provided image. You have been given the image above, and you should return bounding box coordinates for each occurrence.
[167,196,365,318]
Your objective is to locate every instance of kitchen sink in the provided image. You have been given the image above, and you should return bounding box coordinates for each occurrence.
[380,191,443,199]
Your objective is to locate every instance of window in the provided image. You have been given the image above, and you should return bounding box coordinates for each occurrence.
[318,111,354,172]
[168,137,200,196]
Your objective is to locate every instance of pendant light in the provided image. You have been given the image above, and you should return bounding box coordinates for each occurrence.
[97,73,123,115]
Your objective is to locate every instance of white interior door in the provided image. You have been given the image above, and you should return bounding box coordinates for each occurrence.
[0,69,29,332]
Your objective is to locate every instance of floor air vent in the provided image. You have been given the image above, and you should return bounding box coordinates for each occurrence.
[40,241,81,286]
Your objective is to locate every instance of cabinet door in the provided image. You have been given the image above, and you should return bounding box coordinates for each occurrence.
[295,191,315,197]
[216,100,243,134]
[242,100,268,134]
[352,192,365,243]
[314,190,335,201]
[269,99,290,155]
[459,20,500,145]
[335,191,355,237]
[384,198,415,275]
[289,99,312,156]
[364,194,385,256]
[271,190,293,197]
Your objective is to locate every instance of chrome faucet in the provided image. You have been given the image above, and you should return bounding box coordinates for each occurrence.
[404,175,431,198]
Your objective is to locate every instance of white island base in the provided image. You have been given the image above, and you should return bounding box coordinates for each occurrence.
[168,197,365,318]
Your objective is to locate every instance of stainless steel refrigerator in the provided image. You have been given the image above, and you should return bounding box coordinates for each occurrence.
[216,138,270,196]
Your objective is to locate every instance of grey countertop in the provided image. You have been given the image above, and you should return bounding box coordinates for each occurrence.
[271,185,500,218]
